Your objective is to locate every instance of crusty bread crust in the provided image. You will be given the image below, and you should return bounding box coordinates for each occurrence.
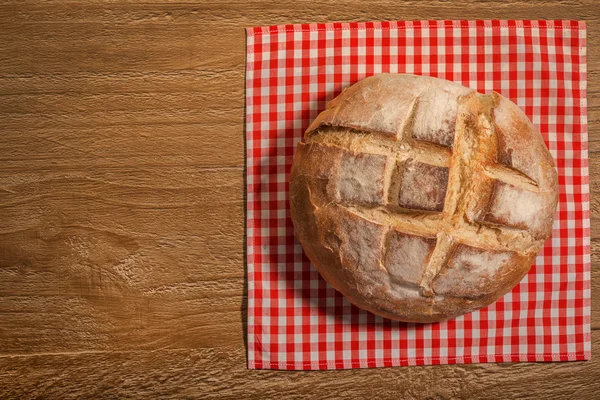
[290,74,558,323]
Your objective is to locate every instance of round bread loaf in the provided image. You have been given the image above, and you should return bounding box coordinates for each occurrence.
[289,73,558,323]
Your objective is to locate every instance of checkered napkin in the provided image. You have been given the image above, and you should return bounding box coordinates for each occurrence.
[245,20,590,370]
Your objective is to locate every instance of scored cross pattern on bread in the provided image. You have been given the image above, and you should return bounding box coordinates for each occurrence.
[290,74,558,323]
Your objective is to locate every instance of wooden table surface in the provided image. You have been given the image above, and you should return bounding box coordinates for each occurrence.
[1,1,599,398]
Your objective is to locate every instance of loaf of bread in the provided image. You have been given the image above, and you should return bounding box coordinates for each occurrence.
[289,73,558,323]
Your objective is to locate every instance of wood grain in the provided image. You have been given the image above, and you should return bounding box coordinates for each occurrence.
[0,0,598,397]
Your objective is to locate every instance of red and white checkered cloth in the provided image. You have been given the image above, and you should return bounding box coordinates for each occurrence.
[245,20,590,370]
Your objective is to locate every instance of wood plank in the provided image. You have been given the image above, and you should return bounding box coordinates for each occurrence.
[0,124,244,170]
[0,70,242,96]
[0,90,244,128]
[1,333,600,399]
[1,1,598,23]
